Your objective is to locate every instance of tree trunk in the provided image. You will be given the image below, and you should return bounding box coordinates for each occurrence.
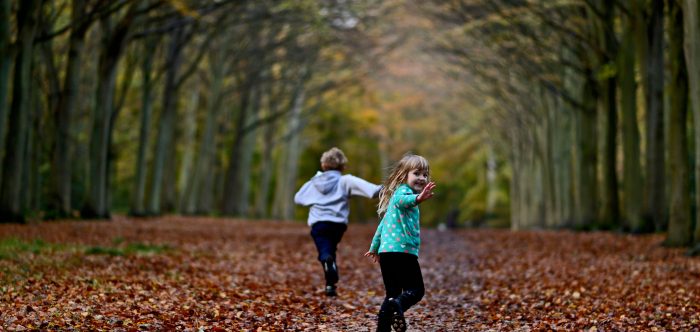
[0,0,40,222]
[25,87,40,211]
[272,75,307,220]
[576,74,598,229]
[233,86,260,216]
[254,92,277,218]
[558,49,577,227]
[589,0,619,228]
[599,76,619,227]
[222,83,251,216]
[619,13,643,232]
[177,80,199,213]
[524,137,541,229]
[643,0,666,231]
[49,0,88,217]
[130,37,157,216]
[683,0,700,248]
[539,89,555,228]
[186,49,226,215]
[666,0,692,246]
[485,142,498,218]
[509,142,521,230]
[149,27,184,215]
[0,0,11,181]
[82,6,137,219]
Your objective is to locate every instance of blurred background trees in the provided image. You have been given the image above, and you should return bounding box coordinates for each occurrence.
[1,0,699,253]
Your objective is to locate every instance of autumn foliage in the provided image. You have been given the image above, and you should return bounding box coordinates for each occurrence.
[0,217,698,331]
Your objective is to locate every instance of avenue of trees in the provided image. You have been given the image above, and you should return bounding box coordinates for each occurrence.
[0,0,383,222]
[2,0,700,254]
[424,0,700,252]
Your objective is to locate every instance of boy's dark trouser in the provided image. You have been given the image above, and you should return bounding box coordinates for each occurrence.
[378,252,425,314]
[310,221,347,285]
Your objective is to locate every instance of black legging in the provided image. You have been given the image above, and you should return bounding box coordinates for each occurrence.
[378,252,425,313]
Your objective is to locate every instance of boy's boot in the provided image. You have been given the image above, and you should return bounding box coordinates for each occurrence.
[322,257,338,285]
[322,257,338,296]
[325,285,337,296]
[375,310,391,332]
[388,298,406,332]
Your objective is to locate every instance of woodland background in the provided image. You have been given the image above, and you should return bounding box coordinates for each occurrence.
[1,0,700,251]
[2,0,700,330]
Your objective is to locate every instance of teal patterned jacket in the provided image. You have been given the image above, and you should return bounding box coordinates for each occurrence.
[369,184,421,257]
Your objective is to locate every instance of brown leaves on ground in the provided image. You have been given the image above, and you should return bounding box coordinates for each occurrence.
[0,216,698,331]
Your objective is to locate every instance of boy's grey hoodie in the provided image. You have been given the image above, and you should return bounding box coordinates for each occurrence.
[294,170,381,226]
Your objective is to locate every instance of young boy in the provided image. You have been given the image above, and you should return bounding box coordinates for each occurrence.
[295,147,381,296]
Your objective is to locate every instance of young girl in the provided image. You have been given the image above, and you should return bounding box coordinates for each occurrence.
[364,154,436,332]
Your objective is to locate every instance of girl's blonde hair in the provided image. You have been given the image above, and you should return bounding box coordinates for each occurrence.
[377,153,430,215]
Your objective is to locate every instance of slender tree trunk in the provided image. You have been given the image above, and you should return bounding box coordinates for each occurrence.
[590,0,619,228]
[254,91,277,218]
[558,49,577,227]
[130,38,157,216]
[556,108,574,227]
[485,142,498,218]
[187,50,226,215]
[666,0,692,246]
[149,27,184,215]
[0,0,12,180]
[683,0,700,249]
[82,6,137,219]
[619,14,643,232]
[222,83,251,215]
[509,143,521,230]
[599,76,619,227]
[576,74,598,229]
[83,18,117,219]
[528,138,541,228]
[177,79,199,212]
[233,86,261,216]
[643,0,666,231]
[272,76,307,220]
[25,86,39,211]
[571,112,582,227]
[49,0,88,217]
[199,116,228,214]
[539,89,555,228]
[0,0,40,222]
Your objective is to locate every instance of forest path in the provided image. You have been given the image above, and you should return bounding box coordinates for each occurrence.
[0,217,698,331]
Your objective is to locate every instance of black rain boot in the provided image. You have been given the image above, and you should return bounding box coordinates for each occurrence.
[325,284,337,296]
[376,310,391,332]
[388,298,406,332]
[322,257,339,285]
[322,258,338,296]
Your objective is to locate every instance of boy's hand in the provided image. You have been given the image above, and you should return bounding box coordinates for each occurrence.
[416,182,436,203]
[364,251,378,263]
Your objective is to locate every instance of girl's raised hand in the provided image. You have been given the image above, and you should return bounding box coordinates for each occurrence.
[417,182,436,203]
[364,251,378,263]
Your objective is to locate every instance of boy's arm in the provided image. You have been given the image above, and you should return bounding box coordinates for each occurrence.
[293,181,314,206]
[343,175,381,198]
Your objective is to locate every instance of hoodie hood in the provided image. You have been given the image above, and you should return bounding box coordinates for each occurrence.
[312,170,341,194]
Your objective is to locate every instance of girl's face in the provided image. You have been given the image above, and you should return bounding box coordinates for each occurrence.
[406,168,429,192]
